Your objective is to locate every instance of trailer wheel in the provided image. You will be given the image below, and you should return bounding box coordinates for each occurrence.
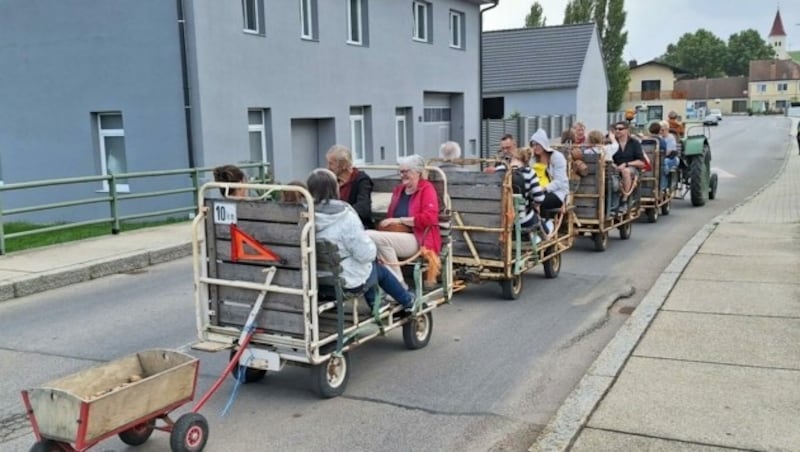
[592,232,608,252]
[499,274,523,300]
[542,246,561,279]
[170,413,208,452]
[619,222,633,240]
[661,199,671,215]
[403,311,433,350]
[30,440,64,452]
[646,207,658,223]
[229,349,266,383]
[119,419,155,446]
[709,173,718,200]
[312,352,350,398]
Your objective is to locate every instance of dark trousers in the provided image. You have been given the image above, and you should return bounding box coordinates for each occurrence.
[541,192,563,211]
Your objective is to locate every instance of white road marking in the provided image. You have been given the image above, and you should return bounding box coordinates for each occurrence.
[711,167,736,178]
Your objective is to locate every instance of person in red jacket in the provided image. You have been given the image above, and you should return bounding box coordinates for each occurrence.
[366,154,441,286]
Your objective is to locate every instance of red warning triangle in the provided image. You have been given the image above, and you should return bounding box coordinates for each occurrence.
[229,224,283,263]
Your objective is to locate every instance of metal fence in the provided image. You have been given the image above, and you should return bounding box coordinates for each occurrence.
[481,112,626,157]
[0,162,269,254]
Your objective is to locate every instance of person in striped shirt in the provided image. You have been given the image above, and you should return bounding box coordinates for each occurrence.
[497,146,545,228]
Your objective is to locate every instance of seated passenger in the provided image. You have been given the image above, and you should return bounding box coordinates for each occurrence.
[213,164,246,197]
[437,140,471,173]
[366,154,441,286]
[496,147,545,228]
[326,144,374,229]
[667,111,685,137]
[585,129,619,162]
[572,121,587,145]
[280,180,307,204]
[659,120,679,190]
[530,129,569,211]
[307,169,414,311]
[611,121,647,211]
[484,134,516,174]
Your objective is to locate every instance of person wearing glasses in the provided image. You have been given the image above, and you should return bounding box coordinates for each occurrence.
[484,134,516,174]
[612,121,646,211]
[366,154,441,285]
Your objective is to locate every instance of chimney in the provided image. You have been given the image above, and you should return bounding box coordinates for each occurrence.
[628,59,638,69]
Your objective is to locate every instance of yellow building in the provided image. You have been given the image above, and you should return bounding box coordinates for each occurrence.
[747,59,800,113]
[622,61,690,122]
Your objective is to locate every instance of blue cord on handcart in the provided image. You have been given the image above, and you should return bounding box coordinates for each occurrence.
[222,326,256,417]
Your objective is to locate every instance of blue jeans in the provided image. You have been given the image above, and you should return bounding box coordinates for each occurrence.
[661,157,679,189]
[354,262,413,308]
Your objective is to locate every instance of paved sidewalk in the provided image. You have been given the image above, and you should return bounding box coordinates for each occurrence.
[0,223,192,302]
[533,137,800,450]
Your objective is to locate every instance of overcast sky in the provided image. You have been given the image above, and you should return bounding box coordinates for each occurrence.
[483,0,800,63]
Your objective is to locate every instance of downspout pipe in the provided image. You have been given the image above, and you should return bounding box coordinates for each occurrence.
[479,0,500,158]
[176,0,196,169]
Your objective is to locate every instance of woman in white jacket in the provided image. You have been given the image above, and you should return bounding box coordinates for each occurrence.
[530,129,569,210]
[307,169,414,311]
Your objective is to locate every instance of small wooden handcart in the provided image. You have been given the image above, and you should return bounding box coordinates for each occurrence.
[639,137,674,222]
[21,349,208,452]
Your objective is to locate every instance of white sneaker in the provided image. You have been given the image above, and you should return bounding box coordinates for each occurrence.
[533,234,542,245]
[544,220,554,234]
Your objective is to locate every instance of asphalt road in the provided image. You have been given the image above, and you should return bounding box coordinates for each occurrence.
[0,116,790,452]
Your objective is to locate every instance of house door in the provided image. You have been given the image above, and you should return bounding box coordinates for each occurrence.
[290,118,335,181]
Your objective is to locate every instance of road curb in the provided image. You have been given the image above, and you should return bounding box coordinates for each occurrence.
[0,241,192,303]
[529,126,795,452]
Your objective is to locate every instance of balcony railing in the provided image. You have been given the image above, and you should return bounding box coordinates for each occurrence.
[627,90,688,101]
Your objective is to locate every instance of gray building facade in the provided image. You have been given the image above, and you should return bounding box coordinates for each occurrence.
[482,23,608,133]
[0,0,488,222]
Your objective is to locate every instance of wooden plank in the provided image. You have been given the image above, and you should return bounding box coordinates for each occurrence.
[216,263,304,287]
[215,239,303,269]
[574,198,599,208]
[450,198,505,214]
[214,221,303,244]
[575,206,599,219]
[216,287,305,313]
[28,390,80,442]
[452,230,504,245]
[456,212,503,229]
[218,302,306,336]
[440,171,504,186]
[449,184,503,200]
[452,241,503,260]
[204,199,307,224]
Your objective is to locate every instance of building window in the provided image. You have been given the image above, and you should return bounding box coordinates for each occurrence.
[396,115,408,158]
[350,109,366,164]
[757,83,767,93]
[347,0,368,45]
[449,10,464,49]
[96,113,129,192]
[423,107,451,123]
[647,105,664,121]
[248,109,268,163]
[413,1,431,43]
[777,82,788,92]
[300,0,318,40]
[242,0,262,34]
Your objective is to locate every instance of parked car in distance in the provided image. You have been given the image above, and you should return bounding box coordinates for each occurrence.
[709,108,722,121]
[703,114,719,126]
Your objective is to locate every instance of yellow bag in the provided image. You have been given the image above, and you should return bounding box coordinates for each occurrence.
[533,162,550,187]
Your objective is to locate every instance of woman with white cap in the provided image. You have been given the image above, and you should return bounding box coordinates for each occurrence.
[530,129,569,211]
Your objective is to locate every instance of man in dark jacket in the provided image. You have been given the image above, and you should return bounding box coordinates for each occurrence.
[326,145,374,229]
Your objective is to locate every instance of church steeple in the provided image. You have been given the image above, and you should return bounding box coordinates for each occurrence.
[769,8,789,59]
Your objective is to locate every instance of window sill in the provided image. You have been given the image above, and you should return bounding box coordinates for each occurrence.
[412,37,430,44]
[301,36,319,42]
[243,29,264,36]
[449,44,465,50]
[346,40,365,47]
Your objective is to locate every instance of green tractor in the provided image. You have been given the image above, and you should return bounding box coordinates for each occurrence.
[673,123,718,206]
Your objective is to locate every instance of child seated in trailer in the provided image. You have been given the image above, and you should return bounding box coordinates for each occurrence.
[495,147,545,237]
[213,164,247,198]
[307,169,416,313]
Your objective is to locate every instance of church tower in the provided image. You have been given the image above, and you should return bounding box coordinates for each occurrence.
[769,8,788,60]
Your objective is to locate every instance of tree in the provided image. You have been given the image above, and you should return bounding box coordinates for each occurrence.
[565,0,629,111]
[525,2,546,27]
[563,0,593,24]
[725,29,775,76]
[662,29,727,78]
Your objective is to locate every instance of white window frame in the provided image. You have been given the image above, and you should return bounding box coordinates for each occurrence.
[777,82,788,92]
[449,10,462,49]
[350,114,366,165]
[757,83,767,93]
[248,110,267,163]
[300,0,314,40]
[395,115,408,159]
[97,113,129,193]
[347,0,363,45]
[242,0,260,34]
[413,1,428,42]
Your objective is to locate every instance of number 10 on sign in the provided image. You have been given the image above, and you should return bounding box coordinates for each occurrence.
[213,202,237,225]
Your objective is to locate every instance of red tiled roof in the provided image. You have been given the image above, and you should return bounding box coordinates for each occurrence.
[749,59,800,81]
[770,10,786,37]
[675,77,748,99]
